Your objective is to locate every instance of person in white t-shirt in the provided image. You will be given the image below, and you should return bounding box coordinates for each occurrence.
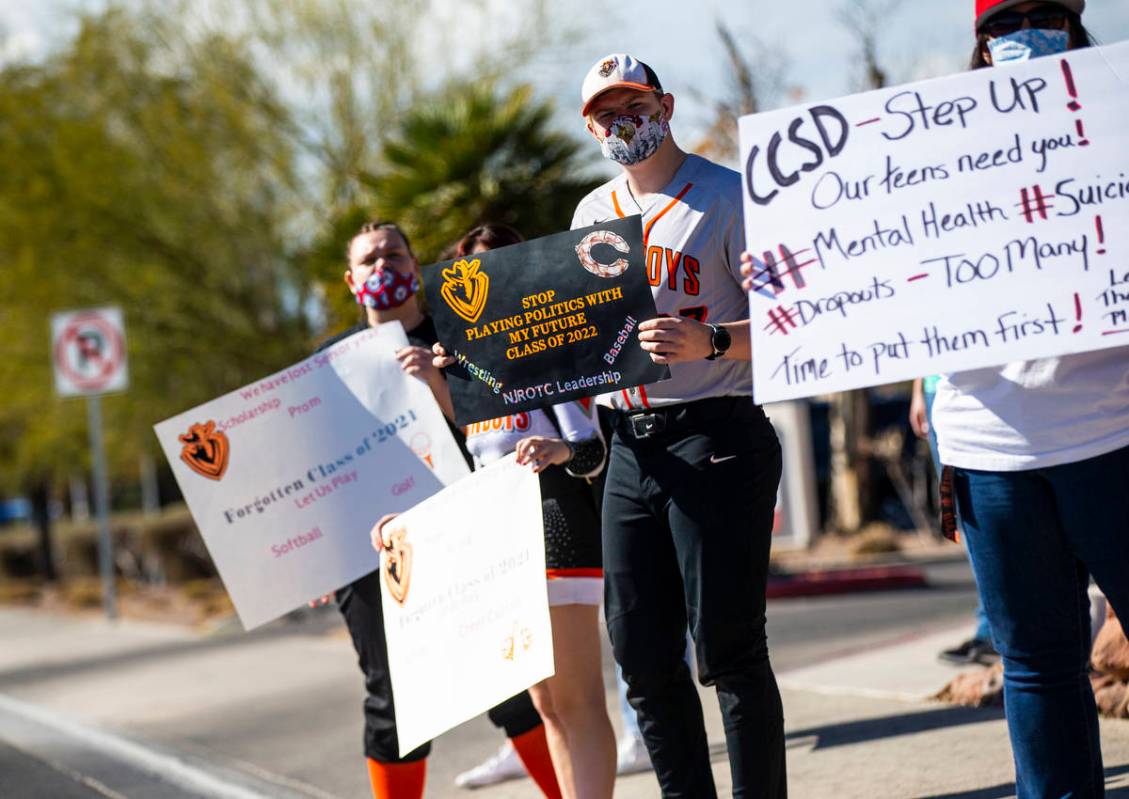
[740,3,1125,795]
[932,3,1129,797]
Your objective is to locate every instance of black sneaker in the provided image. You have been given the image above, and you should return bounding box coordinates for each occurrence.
[938,637,998,666]
[972,639,1000,666]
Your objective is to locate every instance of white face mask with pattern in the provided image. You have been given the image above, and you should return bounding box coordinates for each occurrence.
[988,28,1070,63]
[597,111,669,166]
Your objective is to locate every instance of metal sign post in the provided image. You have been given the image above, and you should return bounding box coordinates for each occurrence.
[51,307,129,621]
[86,394,116,619]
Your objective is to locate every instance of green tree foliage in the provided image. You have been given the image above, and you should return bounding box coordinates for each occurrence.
[0,0,596,501]
[367,81,599,262]
[305,82,601,334]
[239,0,426,211]
[239,0,554,215]
[365,80,600,259]
[0,8,308,490]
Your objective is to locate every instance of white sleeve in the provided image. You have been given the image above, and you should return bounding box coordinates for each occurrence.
[722,195,748,289]
[571,193,597,230]
[551,401,600,442]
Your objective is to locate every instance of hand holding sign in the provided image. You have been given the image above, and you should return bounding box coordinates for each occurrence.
[395,345,441,382]
[513,436,572,473]
[637,315,715,364]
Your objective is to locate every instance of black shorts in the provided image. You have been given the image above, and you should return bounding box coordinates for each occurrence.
[539,467,602,574]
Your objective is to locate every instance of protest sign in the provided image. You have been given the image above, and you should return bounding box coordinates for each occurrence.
[379,455,552,756]
[739,42,1129,404]
[153,324,470,629]
[422,216,668,426]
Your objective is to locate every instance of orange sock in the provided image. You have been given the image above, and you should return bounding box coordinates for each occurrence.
[510,725,563,799]
[365,757,426,799]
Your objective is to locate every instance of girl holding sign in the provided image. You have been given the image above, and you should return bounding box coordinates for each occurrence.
[442,223,617,799]
[938,4,1127,797]
[316,220,562,799]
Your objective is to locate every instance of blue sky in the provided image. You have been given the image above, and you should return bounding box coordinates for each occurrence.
[536,0,1129,144]
[4,0,1128,163]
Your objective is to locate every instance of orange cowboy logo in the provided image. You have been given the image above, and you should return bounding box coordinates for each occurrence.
[439,258,490,324]
[382,525,413,606]
[178,421,229,481]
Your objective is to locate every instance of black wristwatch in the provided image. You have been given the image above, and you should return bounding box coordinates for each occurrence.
[705,324,731,361]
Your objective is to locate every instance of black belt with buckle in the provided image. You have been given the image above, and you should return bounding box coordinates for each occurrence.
[613,396,756,441]
[629,412,667,438]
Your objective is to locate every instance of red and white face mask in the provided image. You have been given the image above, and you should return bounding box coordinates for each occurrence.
[355,268,420,311]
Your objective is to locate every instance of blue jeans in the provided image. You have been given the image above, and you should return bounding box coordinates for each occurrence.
[925,389,991,642]
[954,444,1129,799]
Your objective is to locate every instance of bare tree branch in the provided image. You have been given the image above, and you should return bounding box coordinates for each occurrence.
[691,19,791,164]
[837,0,904,90]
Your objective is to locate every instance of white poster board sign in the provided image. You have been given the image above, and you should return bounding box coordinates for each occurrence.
[153,324,470,629]
[739,42,1129,404]
[51,306,129,396]
[380,455,553,757]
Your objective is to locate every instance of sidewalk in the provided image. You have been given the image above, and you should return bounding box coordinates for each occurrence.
[0,608,1126,798]
[708,625,1129,798]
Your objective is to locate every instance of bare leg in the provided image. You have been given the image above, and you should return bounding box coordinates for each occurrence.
[529,604,616,799]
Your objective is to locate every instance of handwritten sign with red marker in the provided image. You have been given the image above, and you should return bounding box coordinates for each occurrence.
[739,41,1129,403]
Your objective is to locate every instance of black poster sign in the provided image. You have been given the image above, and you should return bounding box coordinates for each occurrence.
[423,216,669,427]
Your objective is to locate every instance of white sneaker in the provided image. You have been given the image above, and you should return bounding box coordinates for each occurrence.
[616,734,652,775]
[454,741,527,789]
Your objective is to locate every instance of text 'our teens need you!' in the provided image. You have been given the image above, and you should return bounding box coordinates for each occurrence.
[424,216,668,427]
[738,41,1129,404]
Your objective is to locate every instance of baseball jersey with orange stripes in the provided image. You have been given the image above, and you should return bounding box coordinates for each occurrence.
[570,153,750,409]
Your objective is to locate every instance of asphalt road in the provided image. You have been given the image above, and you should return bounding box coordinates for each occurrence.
[0,557,982,799]
[766,558,981,673]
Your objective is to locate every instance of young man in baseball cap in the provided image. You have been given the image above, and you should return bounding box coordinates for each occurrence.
[572,54,786,797]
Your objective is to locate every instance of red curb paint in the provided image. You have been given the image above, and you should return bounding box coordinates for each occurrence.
[767,565,928,599]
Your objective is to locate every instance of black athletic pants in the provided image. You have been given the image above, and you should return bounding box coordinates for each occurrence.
[336,570,543,763]
[602,397,786,798]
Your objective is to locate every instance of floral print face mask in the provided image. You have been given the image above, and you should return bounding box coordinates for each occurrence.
[355,267,419,310]
[598,111,669,166]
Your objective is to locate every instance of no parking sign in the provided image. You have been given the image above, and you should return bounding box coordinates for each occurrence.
[51,307,129,397]
[50,306,130,619]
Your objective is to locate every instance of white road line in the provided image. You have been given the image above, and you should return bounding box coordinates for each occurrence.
[0,693,272,799]
[3,733,131,799]
[196,749,343,799]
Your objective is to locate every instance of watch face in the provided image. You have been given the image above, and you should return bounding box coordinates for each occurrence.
[713,325,731,353]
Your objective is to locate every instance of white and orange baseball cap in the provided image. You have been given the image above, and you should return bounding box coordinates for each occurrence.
[580,54,664,117]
